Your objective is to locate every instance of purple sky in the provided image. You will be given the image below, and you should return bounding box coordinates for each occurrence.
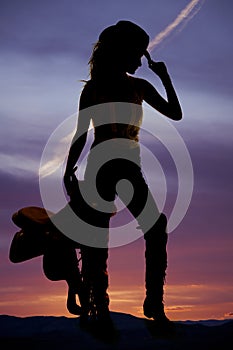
[0,0,233,320]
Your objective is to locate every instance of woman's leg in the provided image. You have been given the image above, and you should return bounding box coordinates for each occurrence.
[116,163,170,322]
[81,245,110,321]
[86,155,169,322]
[143,214,170,323]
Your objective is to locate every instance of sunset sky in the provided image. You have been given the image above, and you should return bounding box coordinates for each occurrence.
[1,0,233,321]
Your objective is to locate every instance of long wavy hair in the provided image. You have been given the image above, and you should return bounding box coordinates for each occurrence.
[88,41,114,80]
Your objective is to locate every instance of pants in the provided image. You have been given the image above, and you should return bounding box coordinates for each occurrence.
[85,144,160,231]
[81,144,166,312]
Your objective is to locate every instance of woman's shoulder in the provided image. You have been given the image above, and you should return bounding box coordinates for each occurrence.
[79,80,97,109]
[127,75,150,99]
[81,79,94,91]
[127,75,148,88]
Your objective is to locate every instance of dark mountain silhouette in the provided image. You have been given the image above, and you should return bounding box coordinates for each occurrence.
[0,312,232,350]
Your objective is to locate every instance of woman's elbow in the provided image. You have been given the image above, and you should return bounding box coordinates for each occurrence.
[173,111,182,121]
[171,105,183,120]
[167,110,182,121]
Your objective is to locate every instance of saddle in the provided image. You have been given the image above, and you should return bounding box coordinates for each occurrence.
[10,206,55,263]
[12,206,54,229]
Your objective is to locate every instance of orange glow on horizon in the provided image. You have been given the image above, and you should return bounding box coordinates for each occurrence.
[1,280,232,321]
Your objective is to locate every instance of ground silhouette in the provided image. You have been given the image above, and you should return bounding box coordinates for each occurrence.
[0,313,232,350]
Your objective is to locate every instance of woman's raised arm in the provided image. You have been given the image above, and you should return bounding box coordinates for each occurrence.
[141,58,182,121]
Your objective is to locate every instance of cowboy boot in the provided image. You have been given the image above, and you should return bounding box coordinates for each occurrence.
[89,247,110,322]
[79,246,110,320]
[143,213,170,323]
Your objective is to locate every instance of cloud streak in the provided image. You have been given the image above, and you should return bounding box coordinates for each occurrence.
[148,0,205,52]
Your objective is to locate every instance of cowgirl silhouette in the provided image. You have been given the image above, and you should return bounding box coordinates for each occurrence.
[64,20,182,325]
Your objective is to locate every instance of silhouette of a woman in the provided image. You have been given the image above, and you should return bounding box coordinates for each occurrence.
[64,21,182,325]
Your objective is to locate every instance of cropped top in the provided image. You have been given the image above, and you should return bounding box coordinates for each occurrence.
[82,75,144,146]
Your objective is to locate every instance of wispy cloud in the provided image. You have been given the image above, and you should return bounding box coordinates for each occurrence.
[148,0,205,52]
[0,153,39,178]
[39,131,73,178]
